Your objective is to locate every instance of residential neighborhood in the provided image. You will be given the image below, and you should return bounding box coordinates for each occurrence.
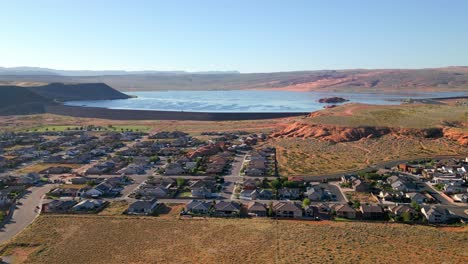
[1,130,467,236]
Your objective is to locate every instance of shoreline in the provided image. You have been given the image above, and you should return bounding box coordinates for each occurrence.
[45,105,308,121]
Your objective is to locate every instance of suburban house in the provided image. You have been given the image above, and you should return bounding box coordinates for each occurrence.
[0,188,14,206]
[353,180,369,192]
[443,183,467,194]
[239,189,259,200]
[246,201,267,217]
[189,180,215,198]
[341,174,359,185]
[135,184,169,198]
[127,199,160,215]
[214,201,241,217]
[85,181,121,198]
[164,163,185,175]
[16,173,41,185]
[304,186,323,201]
[186,200,212,215]
[278,188,301,200]
[42,200,77,213]
[258,189,273,199]
[391,180,408,192]
[85,161,115,175]
[72,199,106,212]
[378,191,404,202]
[272,202,303,218]
[70,177,89,185]
[452,193,468,203]
[360,205,385,220]
[191,186,212,198]
[406,192,427,204]
[244,155,267,176]
[389,205,417,218]
[421,206,453,223]
[242,179,258,190]
[304,205,319,217]
[49,187,79,198]
[117,164,145,175]
[332,204,356,219]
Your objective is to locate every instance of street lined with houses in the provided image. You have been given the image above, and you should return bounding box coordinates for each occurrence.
[1,129,467,245]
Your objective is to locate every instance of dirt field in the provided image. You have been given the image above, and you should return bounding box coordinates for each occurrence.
[1,215,467,263]
[300,100,468,129]
[272,135,467,176]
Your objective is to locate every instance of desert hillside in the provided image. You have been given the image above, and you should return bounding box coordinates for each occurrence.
[272,101,468,145]
[1,67,468,92]
[0,83,129,115]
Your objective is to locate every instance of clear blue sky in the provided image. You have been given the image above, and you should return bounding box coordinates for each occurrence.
[1,0,467,72]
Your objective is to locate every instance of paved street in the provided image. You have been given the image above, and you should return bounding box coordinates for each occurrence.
[220,153,245,199]
[0,184,54,245]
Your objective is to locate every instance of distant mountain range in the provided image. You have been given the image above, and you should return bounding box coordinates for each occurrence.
[0,66,467,92]
[0,66,240,76]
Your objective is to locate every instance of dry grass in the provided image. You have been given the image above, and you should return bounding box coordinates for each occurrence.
[345,191,378,204]
[300,102,468,129]
[16,163,81,174]
[1,215,467,264]
[97,201,128,216]
[272,135,467,176]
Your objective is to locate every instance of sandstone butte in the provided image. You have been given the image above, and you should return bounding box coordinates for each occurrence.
[271,122,468,146]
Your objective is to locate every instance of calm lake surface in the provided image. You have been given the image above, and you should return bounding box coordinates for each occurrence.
[64,90,467,113]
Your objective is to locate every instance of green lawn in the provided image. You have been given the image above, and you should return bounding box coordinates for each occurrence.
[23,124,151,132]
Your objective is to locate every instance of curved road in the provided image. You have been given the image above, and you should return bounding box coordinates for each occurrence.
[0,185,53,245]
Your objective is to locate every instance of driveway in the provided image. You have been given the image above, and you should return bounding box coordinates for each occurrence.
[0,184,53,245]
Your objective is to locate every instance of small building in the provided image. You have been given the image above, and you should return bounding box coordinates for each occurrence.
[239,189,259,200]
[389,204,417,218]
[164,163,185,175]
[186,200,212,215]
[332,204,356,219]
[406,192,426,204]
[135,185,169,198]
[43,200,77,213]
[421,206,452,224]
[258,189,273,200]
[246,201,267,217]
[452,193,468,203]
[278,188,301,200]
[214,201,241,217]
[127,199,160,215]
[272,202,303,218]
[353,180,369,192]
[72,199,106,212]
[360,204,385,220]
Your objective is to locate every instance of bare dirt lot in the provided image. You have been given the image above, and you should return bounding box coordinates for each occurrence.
[1,215,467,263]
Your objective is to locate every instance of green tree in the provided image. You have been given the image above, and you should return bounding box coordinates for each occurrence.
[149,156,160,163]
[86,180,96,187]
[269,179,282,190]
[302,198,311,208]
[176,178,185,187]
[268,202,274,217]
[283,181,299,188]
[410,201,421,211]
[401,211,412,222]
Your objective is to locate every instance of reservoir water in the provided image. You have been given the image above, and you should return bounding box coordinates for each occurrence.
[64,90,467,113]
